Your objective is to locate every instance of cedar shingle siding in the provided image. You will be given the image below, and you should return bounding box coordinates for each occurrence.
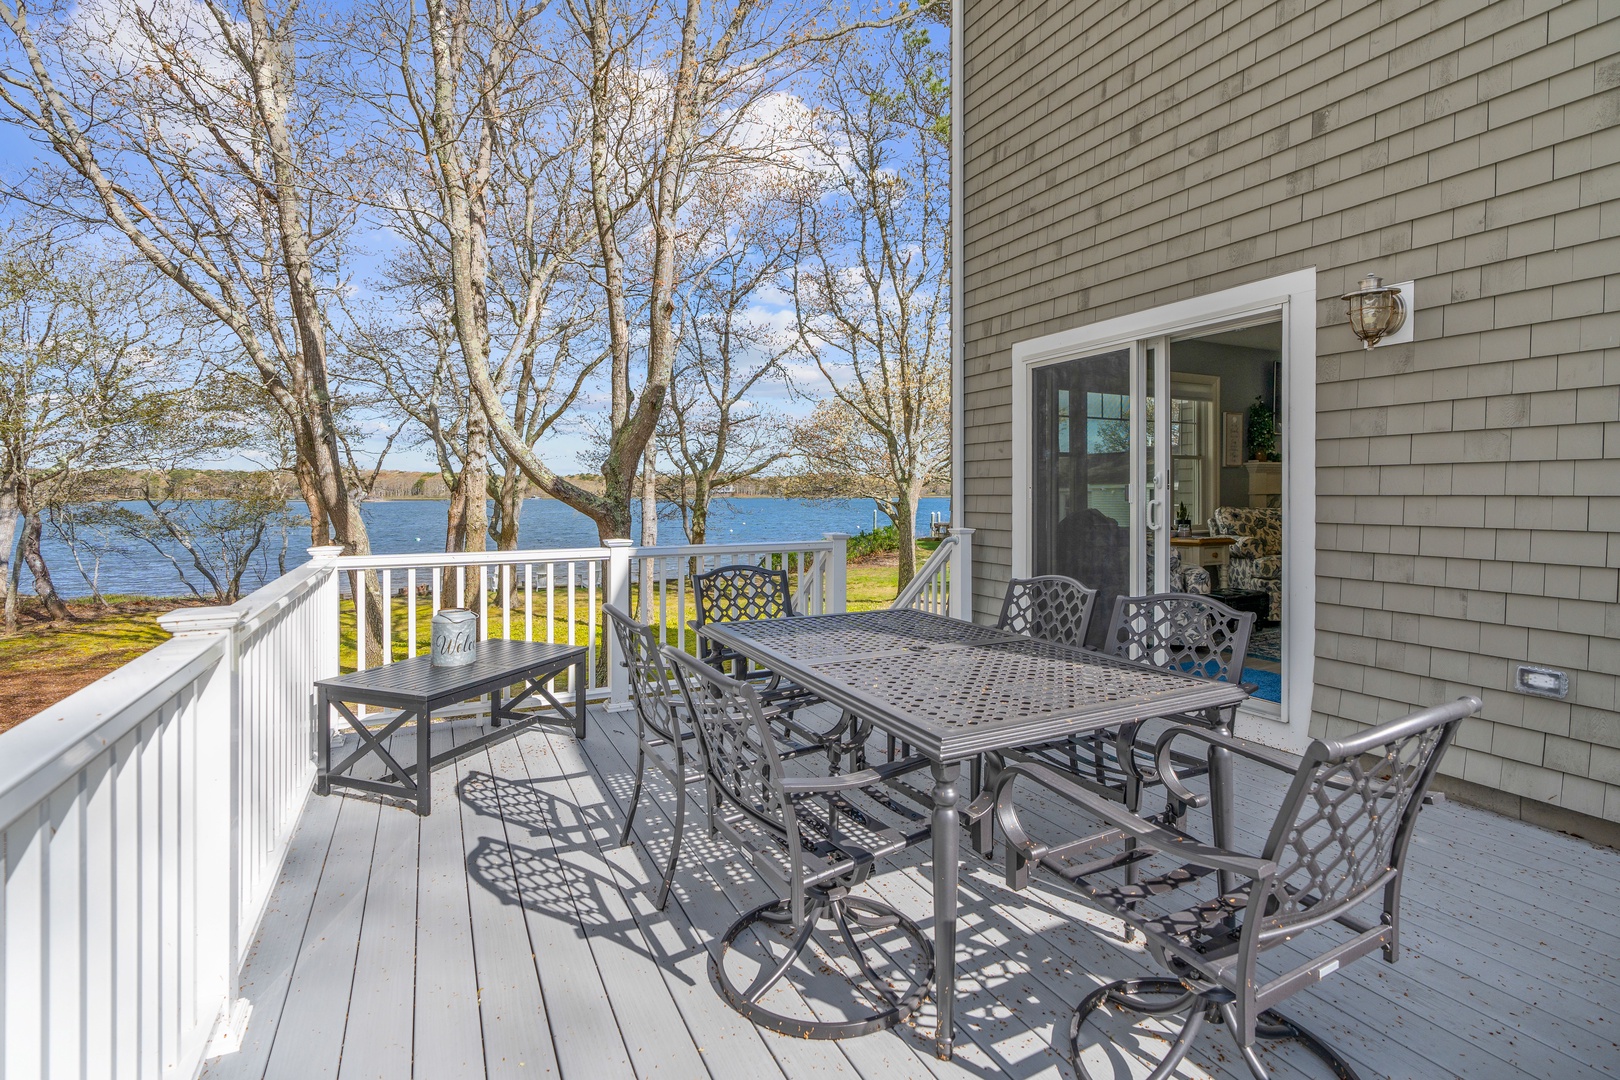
[960,0,1620,825]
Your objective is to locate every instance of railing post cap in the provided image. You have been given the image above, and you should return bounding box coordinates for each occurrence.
[306,545,347,559]
[949,527,975,537]
[823,531,851,540]
[157,607,242,636]
[604,538,634,548]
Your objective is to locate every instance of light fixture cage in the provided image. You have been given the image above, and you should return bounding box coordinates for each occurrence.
[1341,273,1407,348]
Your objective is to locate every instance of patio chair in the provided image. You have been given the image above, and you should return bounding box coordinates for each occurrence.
[995,574,1099,646]
[609,603,830,909]
[993,695,1480,1080]
[606,603,705,910]
[664,646,936,1040]
[979,593,1255,859]
[693,563,861,768]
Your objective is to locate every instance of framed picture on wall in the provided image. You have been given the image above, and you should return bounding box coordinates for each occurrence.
[1222,411,1244,467]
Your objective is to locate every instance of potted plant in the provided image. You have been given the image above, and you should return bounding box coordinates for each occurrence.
[1247,395,1279,462]
[1175,501,1192,536]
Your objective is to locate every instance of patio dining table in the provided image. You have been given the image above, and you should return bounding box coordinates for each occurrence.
[697,607,1249,1060]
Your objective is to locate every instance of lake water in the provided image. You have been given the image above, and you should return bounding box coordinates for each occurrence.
[35,496,952,600]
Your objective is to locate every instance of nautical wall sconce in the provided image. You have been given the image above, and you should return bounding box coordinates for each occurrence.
[1341,272,1413,348]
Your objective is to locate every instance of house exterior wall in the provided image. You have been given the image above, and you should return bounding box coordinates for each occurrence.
[959,0,1620,826]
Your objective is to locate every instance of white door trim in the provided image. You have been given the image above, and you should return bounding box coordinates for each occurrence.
[1008,269,1317,753]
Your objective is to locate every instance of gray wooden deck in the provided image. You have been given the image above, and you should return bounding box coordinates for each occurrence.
[202,705,1620,1080]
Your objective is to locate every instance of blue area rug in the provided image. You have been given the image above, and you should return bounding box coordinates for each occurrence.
[1242,667,1282,703]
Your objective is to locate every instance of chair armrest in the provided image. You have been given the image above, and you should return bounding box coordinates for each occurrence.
[778,754,931,794]
[994,760,1276,882]
[1152,724,1300,808]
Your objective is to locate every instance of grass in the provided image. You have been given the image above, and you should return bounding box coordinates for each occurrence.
[0,596,206,735]
[0,543,938,734]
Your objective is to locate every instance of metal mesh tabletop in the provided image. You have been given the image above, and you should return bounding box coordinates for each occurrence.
[702,609,1247,760]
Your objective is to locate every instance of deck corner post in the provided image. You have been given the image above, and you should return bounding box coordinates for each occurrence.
[156,604,245,1016]
[948,527,975,623]
[823,533,849,613]
[605,539,634,709]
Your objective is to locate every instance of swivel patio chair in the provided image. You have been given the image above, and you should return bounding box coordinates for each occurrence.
[993,695,1480,1080]
[609,603,829,909]
[693,563,861,768]
[607,603,705,910]
[664,646,936,1040]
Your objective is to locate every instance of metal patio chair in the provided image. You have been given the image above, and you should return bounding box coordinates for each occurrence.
[693,563,862,768]
[664,646,936,1040]
[973,592,1255,860]
[993,695,1481,1080]
[607,603,704,910]
[609,603,829,909]
[996,574,1099,646]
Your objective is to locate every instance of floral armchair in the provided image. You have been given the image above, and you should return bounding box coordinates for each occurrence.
[1209,506,1281,619]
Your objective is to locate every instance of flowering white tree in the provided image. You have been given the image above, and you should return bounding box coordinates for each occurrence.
[790,29,951,587]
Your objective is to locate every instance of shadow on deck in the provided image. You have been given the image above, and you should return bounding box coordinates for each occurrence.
[201,705,1620,1080]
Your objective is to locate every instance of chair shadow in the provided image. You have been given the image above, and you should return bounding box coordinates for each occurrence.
[456,769,707,983]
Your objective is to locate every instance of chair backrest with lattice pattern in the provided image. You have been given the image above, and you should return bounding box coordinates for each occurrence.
[996,576,1099,648]
[692,564,795,629]
[605,604,686,743]
[1252,698,1476,937]
[1102,592,1254,683]
[665,647,796,841]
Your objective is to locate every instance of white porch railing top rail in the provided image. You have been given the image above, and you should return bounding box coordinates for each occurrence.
[0,627,224,834]
[330,535,847,572]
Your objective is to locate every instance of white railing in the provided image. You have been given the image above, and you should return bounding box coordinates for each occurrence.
[0,547,341,1080]
[0,532,863,1080]
[893,527,974,620]
[332,533,851,708]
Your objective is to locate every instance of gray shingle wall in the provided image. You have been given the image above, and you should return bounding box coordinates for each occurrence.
[960,0,1620,822]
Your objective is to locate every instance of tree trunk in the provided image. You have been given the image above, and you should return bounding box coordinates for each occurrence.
[689,473,710,546]
[894,487,920,591]
[18,498,70,621]
[640,442,658,546]
[0,483,16,611]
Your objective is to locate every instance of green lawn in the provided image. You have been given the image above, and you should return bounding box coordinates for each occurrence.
[0,544,935,731]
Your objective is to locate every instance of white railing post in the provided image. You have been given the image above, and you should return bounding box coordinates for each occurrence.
[605,539,634,710]
[154,604,244,1053]
[824,533,849,614]
[948,527,975,622]
[308,546,346,684]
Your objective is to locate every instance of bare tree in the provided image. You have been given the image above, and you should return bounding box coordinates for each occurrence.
[350,0,608,558]
[657,176,795,544]
[454,0,924,542]
[0,235,180,631]
[0,0,379,566]
[790,29,950,587]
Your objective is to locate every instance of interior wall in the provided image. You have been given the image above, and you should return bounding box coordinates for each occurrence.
[1170,340,1278,512]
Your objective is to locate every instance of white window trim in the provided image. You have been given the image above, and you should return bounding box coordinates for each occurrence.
[1008,269,1317,753]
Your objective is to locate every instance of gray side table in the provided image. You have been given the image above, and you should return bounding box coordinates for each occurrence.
[315,639,589,815]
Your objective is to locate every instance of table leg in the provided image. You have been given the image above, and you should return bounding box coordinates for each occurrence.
[1208,742,1235,896]
[491,684,503,728]
[417,706,432,817]
[573,657,589,737]
[317,687,331,796]
[930,760,961,1059]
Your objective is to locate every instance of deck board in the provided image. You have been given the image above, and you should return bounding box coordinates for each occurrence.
[203,705,1620,1080]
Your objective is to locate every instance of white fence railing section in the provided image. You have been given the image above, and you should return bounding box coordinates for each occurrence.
[332,534,854,708]
[893,527,974,620]
[0,546,339,1080]
[0,528,971,1079]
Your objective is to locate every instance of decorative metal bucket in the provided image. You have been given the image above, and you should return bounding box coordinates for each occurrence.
[431,608,478,667]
